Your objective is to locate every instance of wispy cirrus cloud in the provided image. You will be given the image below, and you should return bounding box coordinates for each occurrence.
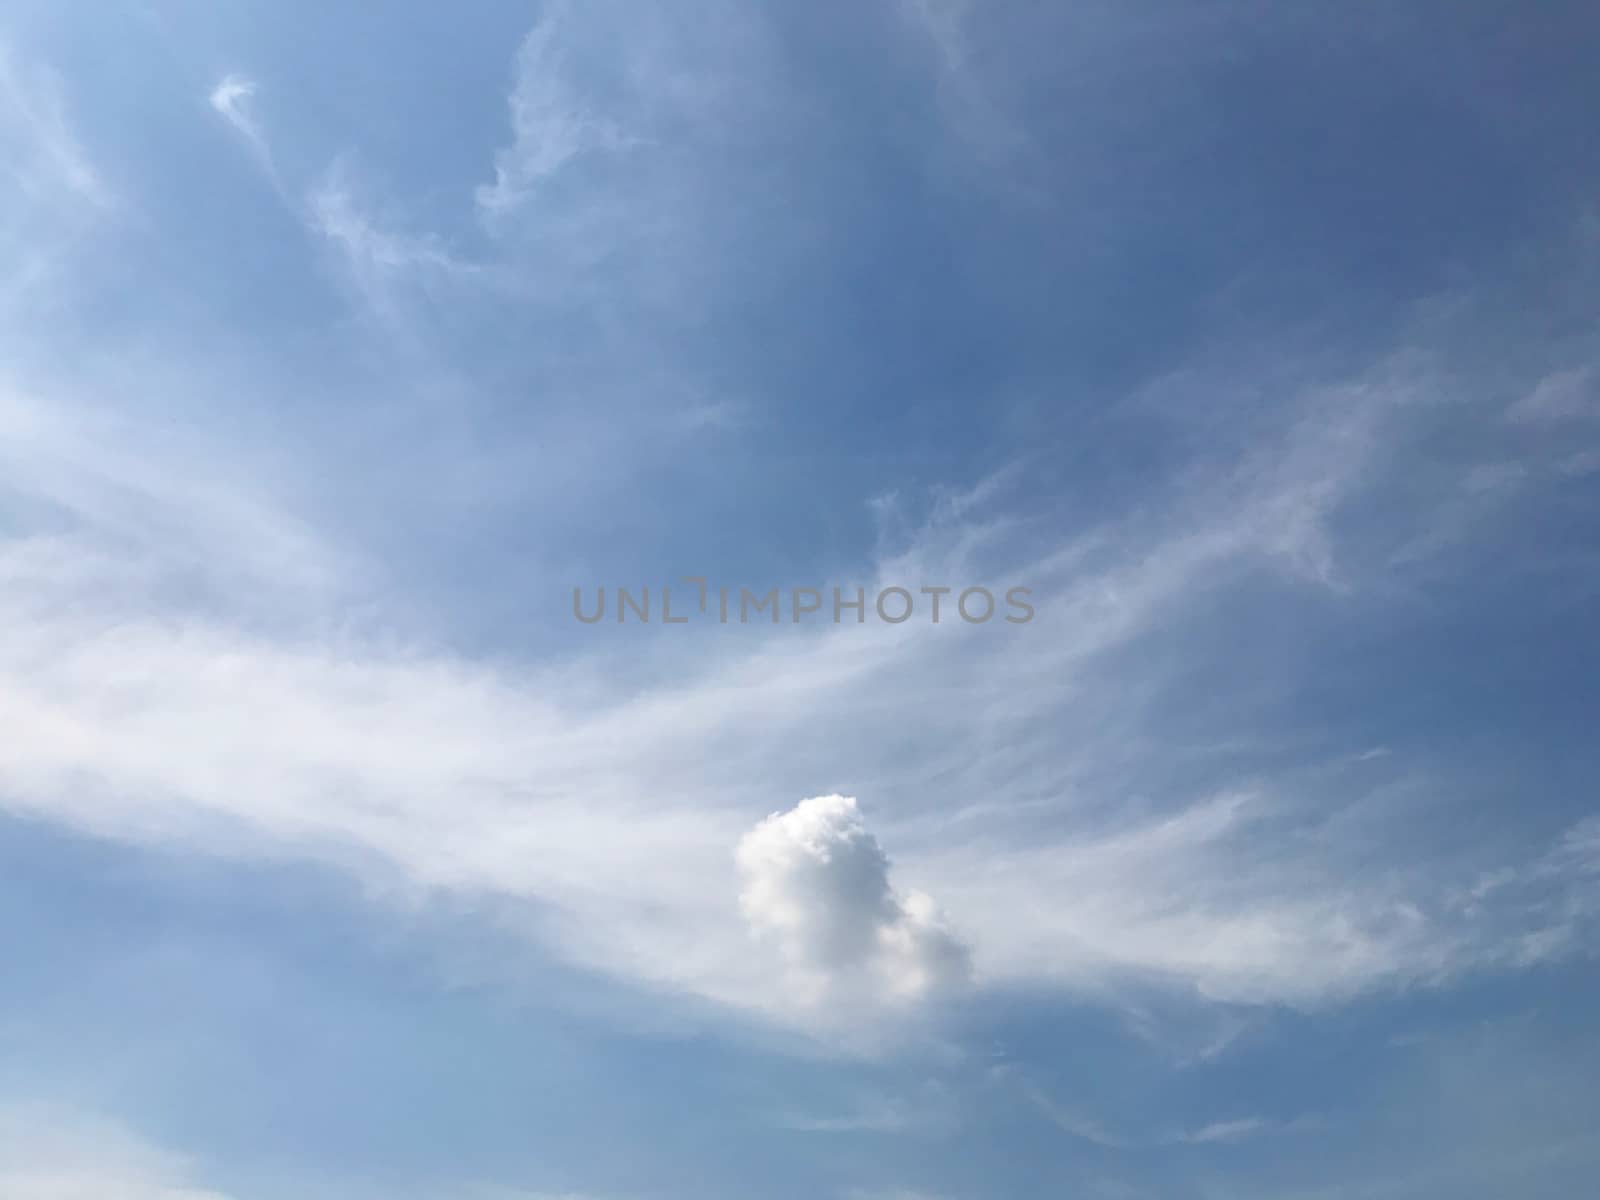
[208,74,270,173]
[1507,366,1597,425]
[1,325,1596,1037]
[1004,1067,1316,1152]
[474,0,637,220]
[0,41,108,208]
[4,5,1598,1198]
[2,7,1597,1055]
[207,74,478,322]
[0,39,112,319]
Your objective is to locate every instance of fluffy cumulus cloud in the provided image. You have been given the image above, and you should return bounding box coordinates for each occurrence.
[737,796,971,1008]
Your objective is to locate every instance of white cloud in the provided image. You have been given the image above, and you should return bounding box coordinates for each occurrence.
[1006,1068,1315,1151]
[1507,366,1597,424]
[309,174,466,277]
[1,353,1595,1034]
[208,74,271,173]
[0,1107,233,1200]
[0,385,349,616]
[894,0,1033,173]
[204,73,483,334]
[1176,1117,1273,1144]
[738,796,970,1010]
[207,74,255,125]
[466,0,775,319]
[0,43,108,208]
[305,164,485,326]
[778,1085,955,1134]
[1558,816,1600,870]
[474,0,635,219]
[4,35,1599,1040]
[0,41,112,320]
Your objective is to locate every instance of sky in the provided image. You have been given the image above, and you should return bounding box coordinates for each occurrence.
[2,2,1599,1197]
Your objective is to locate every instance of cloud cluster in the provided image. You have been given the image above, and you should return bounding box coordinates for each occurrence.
[2,2,1598,1047]
[737,796,971,1009]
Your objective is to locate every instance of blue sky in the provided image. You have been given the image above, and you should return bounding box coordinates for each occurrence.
[2,2,1599,1197]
